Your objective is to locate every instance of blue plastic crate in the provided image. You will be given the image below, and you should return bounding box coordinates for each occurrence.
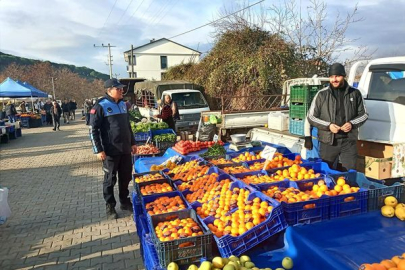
[328,188,368,219]
[326,171,396,212]
[16,128,22,137]
[134,131,152,142]
[147,209,213,267]
[151,128,176,137]
[134,214,149,240]
[232,170,270,186]
[142,234,165,270]
[205,191,287,258]
[142,190,190,217]
[20,117,30,128]
[289,119,305,136]
[135,178,177,199]
[132,190,143,218]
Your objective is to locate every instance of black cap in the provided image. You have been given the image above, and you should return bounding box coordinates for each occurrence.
[329,63,346,77]
[104,78,125,89]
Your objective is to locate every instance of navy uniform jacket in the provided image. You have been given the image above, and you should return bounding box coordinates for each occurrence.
[90,95,135,156]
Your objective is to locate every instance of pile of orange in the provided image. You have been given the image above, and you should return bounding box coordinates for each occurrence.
[145,196,187,215]
[359,253,405,270]
[248,153,303,171]
[177,173,219,192]
[140,182,173,196]
[184,176,233,204]
[222,166,251,174]
[155,218,204,242]
[207,197,273,238]
[134,173,165,183]
[208,158,234,165]
[240,174,281,185]
[196,186,250,219]
[168,160,199,174]
[172,165,210,182]
[271,164,321,181]
[312,177,360,200]
[231,152,262,163]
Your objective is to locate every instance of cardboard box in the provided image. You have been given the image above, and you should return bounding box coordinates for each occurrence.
[357,140,394,158]
[365,156,392,180]
[356,156,365,173]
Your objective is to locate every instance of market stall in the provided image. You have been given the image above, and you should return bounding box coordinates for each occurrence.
[131,140,405,270]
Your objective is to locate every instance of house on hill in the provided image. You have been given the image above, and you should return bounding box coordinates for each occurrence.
[123,38,201,80]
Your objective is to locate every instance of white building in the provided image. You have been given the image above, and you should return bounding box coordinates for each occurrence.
[123,38,201,80]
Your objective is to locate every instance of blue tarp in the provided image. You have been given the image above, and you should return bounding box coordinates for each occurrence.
[0,77,48,98]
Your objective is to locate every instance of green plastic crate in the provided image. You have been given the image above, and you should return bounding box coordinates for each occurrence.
[289,103,310,120]
[290,85,322,103]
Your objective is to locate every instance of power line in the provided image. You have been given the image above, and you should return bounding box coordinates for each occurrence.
[97,0,119,38]
[152,0,179,26]
[116,0,135,25]
[148,0,173,25]
[125,0,146,24]
[168,0,265,39]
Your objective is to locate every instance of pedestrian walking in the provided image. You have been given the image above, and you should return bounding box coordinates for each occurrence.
[5,101,17,123]
[84,99,92,125]
[43,100,53,125]
[307,63,368,171]
[50,100,62,131]
[61,99,70,124]
[90,78,137,219]
[69,99,77,120]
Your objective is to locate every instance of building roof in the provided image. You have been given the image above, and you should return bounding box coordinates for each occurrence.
[124,38,201,54]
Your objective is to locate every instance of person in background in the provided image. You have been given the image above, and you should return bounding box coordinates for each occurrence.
[90,78,136,220]
[307,63,368,171]
[125,99,132,111]
[69,99,77,120]
[5,101,17,123]
[84,99,92,125]
[155,97,175,130]
[61,99,70,124]
[20,101,27,113]
[43,100,53,125]
[50,100,62,131]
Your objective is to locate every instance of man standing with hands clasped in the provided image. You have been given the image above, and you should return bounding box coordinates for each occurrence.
[90,78,137,220]
[307,63,368,171]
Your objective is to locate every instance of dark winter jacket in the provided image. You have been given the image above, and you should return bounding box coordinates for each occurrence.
[90,94,135,156]
[43,103,52,113]
[5,104,17,116]
[50,104,62,118]
[61,102,70,112]
[307,83,368,145]
[69,101,77,110]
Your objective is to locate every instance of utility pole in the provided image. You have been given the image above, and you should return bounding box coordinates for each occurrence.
[130,45,134,78]
[94,43,116,79]
[51,77,56,100]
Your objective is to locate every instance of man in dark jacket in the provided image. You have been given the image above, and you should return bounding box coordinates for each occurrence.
[50,100,62,131]
[90,78,137,219]
[307,63,368,171]
[69,99,77,120]
[5,101,17,123]
[61,100,70,124]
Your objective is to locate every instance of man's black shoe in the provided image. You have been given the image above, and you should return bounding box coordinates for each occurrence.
[106,204,118,220]
[120,201,133,211]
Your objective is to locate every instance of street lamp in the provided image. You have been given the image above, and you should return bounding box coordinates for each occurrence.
[51,77,57,100]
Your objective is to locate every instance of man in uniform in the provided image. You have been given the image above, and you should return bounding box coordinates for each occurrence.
[90,78,136,219]
[307,63,368,171]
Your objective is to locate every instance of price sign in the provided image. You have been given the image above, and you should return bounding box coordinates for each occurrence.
[260,145,277,160]
[213,134,219,142]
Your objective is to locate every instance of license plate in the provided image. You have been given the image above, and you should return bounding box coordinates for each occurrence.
[188,121,197,126]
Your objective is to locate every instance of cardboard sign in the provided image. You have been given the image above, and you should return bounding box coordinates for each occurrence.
[260,145,277,160]
[213,134,219,143]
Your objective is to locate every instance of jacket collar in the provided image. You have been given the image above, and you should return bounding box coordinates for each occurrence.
[328,80,352,95]
[105,94,123,104]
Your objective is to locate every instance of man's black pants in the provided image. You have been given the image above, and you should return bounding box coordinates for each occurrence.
[102,154,132,207]
[320,138,357,171]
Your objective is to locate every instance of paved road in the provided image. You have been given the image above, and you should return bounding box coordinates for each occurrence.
[0,118,144,270]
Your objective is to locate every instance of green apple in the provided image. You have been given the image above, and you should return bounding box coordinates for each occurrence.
[281,257,293,270]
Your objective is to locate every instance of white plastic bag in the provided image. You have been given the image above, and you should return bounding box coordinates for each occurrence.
[0,187,11,224]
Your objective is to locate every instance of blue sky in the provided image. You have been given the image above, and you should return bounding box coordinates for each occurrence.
[0,0,404,78]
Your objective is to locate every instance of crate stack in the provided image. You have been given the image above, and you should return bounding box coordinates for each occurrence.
[289,85,322,136]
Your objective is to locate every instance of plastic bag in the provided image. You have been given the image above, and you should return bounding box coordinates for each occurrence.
[198,123,216,141]
[0,187,11,224]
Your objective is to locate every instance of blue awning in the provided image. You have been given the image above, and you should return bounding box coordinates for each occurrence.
[0,77,48,98]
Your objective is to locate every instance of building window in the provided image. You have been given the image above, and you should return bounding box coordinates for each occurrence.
[134,72,137,78]
[127,55,136,65]
[160,56,167,69]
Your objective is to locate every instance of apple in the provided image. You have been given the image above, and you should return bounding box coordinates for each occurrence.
[282,257,294,270]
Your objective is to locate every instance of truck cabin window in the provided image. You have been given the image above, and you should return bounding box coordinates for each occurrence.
[171,92,208,109]
[368,66,405,105]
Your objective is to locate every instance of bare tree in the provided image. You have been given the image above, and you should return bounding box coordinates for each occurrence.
[267,0,374,76]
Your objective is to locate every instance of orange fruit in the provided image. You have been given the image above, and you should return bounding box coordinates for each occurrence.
[397,260,405,270]
[392,256,404,266]
[334,185,343,193]
[371,263,387,270]
[381,260,397,269]
[337,177,346,186]
[359,264,375,270]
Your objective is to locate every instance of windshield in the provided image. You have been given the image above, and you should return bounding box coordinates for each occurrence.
[171,92,208,109]
[368,66,405,105]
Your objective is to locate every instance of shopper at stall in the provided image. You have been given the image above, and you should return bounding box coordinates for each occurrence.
[19,101,27,113]
[155,95,178,130]
[61,99,70,124]
[5,101,17,123]
[307,63,368,171]
[50,100,62,131]
[90,78,137,220]
[43,100,53,125]
[69,99,77,120]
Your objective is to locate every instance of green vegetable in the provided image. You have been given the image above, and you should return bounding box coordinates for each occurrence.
[154,133,176,142]
[200,143,226,158]
[130,121,169,134]
[210,115,218,124]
